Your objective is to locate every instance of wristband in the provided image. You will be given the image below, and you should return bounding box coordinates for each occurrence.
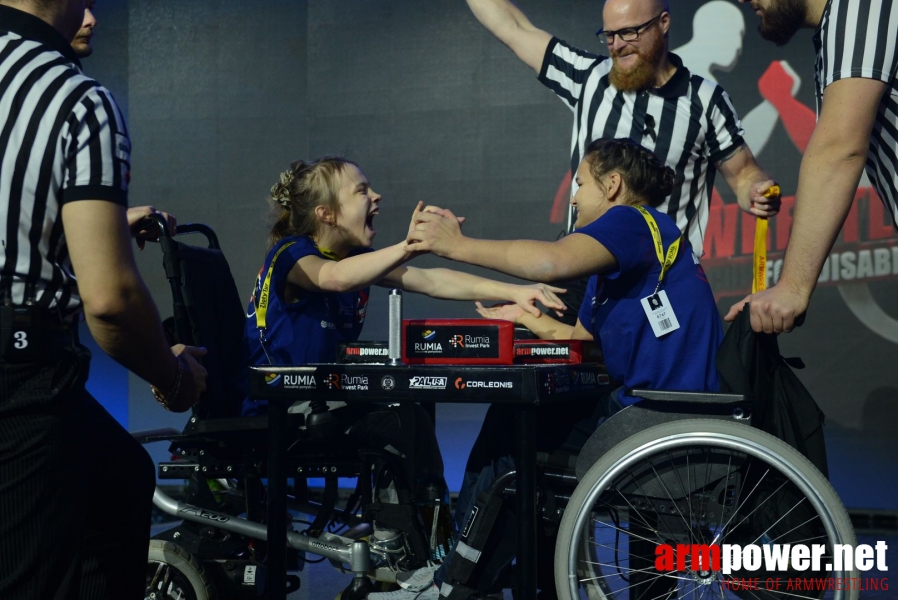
[151,355,185,411]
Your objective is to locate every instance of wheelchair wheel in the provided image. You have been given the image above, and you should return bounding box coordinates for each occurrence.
[146,540,216,600]
[555,419,858,600]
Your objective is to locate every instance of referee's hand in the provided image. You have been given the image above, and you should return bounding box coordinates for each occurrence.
[127,206,177,249]
[167,345,208,412]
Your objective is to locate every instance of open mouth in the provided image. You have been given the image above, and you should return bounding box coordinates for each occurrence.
[365,211,377,235]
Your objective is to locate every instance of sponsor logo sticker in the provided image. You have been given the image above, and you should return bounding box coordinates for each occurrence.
[325,373,370,391]
[516,345,570,356]
[409,376,448,390]
[282,374,316,390]
[455,378,513,390]
[346,347,389,356]
[414,342,444,354]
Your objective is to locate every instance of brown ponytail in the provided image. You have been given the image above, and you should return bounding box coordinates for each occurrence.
[583,138,678,207]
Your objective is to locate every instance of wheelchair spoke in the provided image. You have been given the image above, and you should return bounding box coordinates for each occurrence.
[580,568,690,588]
[612,488,664,533]
[749,497,807,545]
[578,559,685,577]
[710,455,736,544]
[644,580,684,600]
[592,517,662,546]
[699,450,715,540]
[584,539,635,561]
[766,514,822,545]
[712,467,771,545]
[783,533,831,546]
[686,451,697,545]
[648,459,697,545]
[752,498,818,544]
[738,584,767,600]
[754,586,833,600]
[624,465,684,545]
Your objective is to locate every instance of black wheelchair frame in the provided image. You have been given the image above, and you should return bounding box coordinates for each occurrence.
[139,216,435,600]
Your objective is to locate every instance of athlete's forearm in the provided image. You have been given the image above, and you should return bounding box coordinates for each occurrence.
[447,238,572,283]
[395,267,517,300]
[515,312,575,340]
[315,243,411,293]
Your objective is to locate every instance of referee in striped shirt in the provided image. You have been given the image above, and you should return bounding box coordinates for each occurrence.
[467,0,780,318]
[0,1,207,598]
[729,0,898,333]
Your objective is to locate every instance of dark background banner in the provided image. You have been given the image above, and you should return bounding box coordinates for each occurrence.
[80,0,896,508]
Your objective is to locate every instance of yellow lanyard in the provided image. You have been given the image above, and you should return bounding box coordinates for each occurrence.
[254,240,340,330]
[752,185,780,294]
[255,241,296,330]
[317,245,339,261]
[633,205,681,293]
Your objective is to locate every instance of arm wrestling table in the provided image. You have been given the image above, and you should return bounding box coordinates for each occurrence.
[249,362,610,600]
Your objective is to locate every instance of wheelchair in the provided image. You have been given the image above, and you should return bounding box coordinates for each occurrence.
[442,383,856,600]
[549,389,858,600]
[138,216,445,600]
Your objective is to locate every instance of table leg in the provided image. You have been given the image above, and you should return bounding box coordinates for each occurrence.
[268,399,288,599]
[515,403,537,600]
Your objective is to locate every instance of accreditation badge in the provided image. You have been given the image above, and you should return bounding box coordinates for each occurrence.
[640,290,680,338]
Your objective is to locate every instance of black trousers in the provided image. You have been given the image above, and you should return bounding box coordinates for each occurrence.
[438,391,622,597]
[0,345,155,600]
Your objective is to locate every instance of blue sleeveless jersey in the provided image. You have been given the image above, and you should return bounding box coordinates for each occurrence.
[243,236,370,368]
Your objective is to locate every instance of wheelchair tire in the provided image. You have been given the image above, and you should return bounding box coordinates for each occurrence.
[146,540,217,600]
[555,418,858,600]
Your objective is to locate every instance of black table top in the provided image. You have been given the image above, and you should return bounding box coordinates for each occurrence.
[249,363,611,404]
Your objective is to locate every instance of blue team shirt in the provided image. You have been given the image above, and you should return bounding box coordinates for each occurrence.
[574,206,722,401]
[243,236,370,368]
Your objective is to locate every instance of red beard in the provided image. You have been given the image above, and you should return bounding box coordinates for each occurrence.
[608,34,664,92]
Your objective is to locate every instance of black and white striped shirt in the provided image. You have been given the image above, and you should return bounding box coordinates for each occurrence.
[539,39,745,254]
[814,0,898,230]
[0,6,130,319]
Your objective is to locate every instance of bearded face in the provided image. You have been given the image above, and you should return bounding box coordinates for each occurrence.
[608,31,665,92]
[756,0,806,46]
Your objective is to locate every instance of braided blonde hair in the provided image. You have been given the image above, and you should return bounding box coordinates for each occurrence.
[267,157,358,250]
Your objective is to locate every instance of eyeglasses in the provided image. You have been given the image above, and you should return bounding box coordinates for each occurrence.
[595,13,664,45]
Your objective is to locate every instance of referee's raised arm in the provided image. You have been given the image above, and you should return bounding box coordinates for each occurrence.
[465,0,552,73]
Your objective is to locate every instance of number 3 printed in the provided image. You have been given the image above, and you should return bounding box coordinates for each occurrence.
[13,330,28,349]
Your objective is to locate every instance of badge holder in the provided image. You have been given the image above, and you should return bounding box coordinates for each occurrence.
[640,289,680,338]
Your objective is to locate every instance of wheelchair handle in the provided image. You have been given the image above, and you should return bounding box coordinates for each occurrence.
[141,213,220,249]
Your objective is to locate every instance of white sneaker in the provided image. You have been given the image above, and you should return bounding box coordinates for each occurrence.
[367,583,439,600]
[394,564,439,591]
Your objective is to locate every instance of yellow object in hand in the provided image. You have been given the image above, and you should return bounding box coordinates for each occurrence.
[753,185,780,293]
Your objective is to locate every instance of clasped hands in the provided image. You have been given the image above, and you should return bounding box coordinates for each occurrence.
[404,201,465,258]
[404,201,566,320]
